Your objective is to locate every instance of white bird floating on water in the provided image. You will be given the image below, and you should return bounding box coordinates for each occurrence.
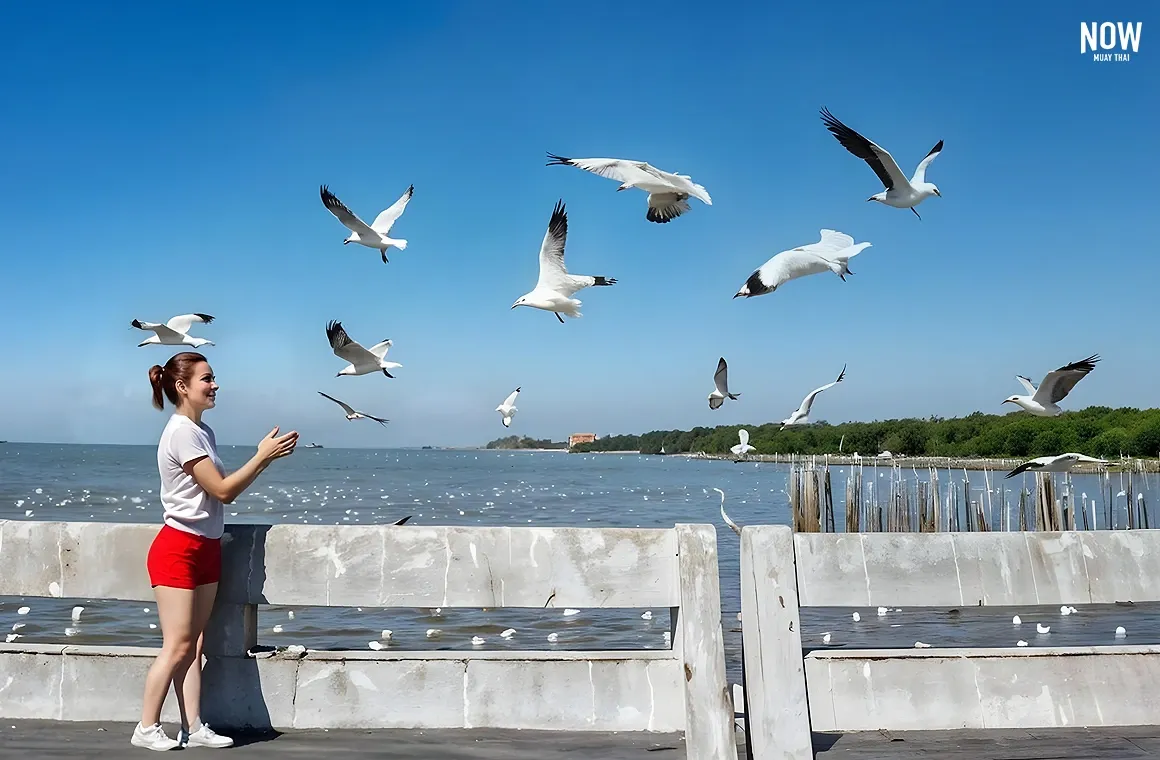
[780,365,847,430]
[852,612,861,622]
[71,606,84,623]
[426,628,442,638]
[708,358,740,410]
[563,609,580,617]
[1017,640,1029,647]
[822,632,832,644]
[820,107,943,219]
[1003,354,1100,416]
[545,153,711,223]
[368,641,384,651]
[1005,453,1109,479]
[735,229,872,299]
[731,430,756,460]
[500,628,516,639]
[131,313,215,347]
[381,630,393,640]
[641,611,653,621]
[512,200,616,323]
[326,320,402,378]
[496,388,520,428]
[317,391,389,426]
[877,606,888,617]
[1036,623,1051,634]
[1116,626,1127,637]
[914,641,931,649]
[547,633,559,643]
[1012,615,1022,625]
[320,184,413,263]
[471,636,486,646]
[17,607,29,616]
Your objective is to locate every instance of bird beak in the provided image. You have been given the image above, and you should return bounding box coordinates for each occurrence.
[511,304,518,310]
[934,189,942,197]
[1001,399,1013,404]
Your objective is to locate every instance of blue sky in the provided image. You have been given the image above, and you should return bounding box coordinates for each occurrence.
[1,2,1156,448]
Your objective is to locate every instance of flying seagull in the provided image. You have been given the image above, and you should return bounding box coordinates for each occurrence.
[731,429,756,460]
[326,320,402,378]
[317,391,389,426]
[820,107,942,219]
[1005,453,1110,479]
[511,200,616,323]
[780,364,846,429]
[320,184,413,263]
[708,357,740,410]
[496,387,520,428]
[545,153,711,223]
[131,313,215,347]
[735,229,872,297]
[1003,354,1099,416]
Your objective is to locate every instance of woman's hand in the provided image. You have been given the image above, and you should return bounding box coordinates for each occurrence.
[257,426,299,465]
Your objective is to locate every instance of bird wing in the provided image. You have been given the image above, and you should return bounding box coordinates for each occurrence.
[501,388,520,409]
[911,140,944,184]
[318,391,357,416]
[545,153,656,185]
[368,339,393,359]
[165,313,214,335]
[646,192,692,223]
[1005,457,1049,479]
[796,364,846,417]
[326,320,376,365]
[797,229,855,256]
[535,200,570,290]
[738,429,749,447]
[650,168,712,205]
[1034,354,1100,405]
[820,107,909,191]
[371,184,414,234]
[1015,375,1038,394]
[708,395,724,410]
[766,249,844,283]
[360,411,390,426]
[320,185,377,237]
[713,357,729,395]
[131,319,164,331]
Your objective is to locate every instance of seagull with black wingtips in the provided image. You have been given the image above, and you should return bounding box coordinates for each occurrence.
[317,391,389,426]
[325,320,402,378]
[320,184,413,263]
[130,313,216,347]
[1003,354,1100,416]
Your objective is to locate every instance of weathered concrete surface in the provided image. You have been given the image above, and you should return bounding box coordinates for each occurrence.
[814,725,1160,758]
[792,530,1160,608]
[739,525,812,760]
[806,646,1160,732]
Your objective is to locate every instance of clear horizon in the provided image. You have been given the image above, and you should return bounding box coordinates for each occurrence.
[1,2,1156,449]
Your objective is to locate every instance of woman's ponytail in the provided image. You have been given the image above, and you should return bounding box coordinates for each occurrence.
[149,365,166,410]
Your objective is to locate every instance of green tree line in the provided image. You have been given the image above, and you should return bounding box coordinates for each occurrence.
[573,407,1160,459]
[485,435,567,450]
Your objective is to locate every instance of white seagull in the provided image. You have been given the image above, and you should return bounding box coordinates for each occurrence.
[731,429,756,459]
[496,387,520,428]
[780,365,846,429]
[820,107,943,219]
[326,320,402,378]
[1004,453,1109,479]
[546,153,711,224]
[708,357,740,410]
[511,200,616,323]
[131,313,215,347]
[320,184,413,263]
[734,230,870,298]
[317,391,389,426]
[1003,354,1100,416]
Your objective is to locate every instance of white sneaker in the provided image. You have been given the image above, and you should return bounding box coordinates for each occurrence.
[130,722,181,751]
[181,722,234,748]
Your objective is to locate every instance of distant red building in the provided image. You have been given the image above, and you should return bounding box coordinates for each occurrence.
[569,433,597,448]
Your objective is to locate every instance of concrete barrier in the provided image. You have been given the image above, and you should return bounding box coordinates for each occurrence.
[739,526,1160,759]
[0,519,734,758]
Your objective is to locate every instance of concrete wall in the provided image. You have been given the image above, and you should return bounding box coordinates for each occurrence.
[0,520,732,756]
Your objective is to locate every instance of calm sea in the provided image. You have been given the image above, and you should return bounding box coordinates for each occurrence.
[2,443,1158,686]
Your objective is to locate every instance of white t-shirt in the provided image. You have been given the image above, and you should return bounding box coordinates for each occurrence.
[157,414,226,539]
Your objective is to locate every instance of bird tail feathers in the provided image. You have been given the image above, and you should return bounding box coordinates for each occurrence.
[393,239,407,250]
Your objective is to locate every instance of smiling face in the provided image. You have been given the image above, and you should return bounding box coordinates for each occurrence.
[176,361,218,413]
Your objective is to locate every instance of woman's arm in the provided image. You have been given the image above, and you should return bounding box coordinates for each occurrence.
[185,426,298,504]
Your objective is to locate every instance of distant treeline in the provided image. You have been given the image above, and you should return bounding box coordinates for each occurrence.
[485,435,568,450]
[571,407,1160,459]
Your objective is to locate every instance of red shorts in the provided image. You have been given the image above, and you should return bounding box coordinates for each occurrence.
[146,524,222,589]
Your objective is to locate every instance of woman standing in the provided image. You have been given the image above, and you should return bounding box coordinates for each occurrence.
[133,351,298,751]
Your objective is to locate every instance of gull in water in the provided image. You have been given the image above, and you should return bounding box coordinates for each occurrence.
[731,430,756,460]
[326,320,402,378]
[317,391,389,426]
[780,365,846,429]
[820,107,943,219]
[1003,354,1099,416]
[131,313,215,347]
[545,153,711,223]
[734,229,871,298]
[496,387,520,428]
[511,200,616,323]
[1004,453,1109,479]
[708,357,740,410]
[320,184,413,263]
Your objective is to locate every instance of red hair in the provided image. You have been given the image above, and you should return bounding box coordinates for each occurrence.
[148,352,207,410]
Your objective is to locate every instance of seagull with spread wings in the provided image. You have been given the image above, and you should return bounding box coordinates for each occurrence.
[545,153,711,223]
[317,391,389,426]
[131,313,215,347]
[820,107,943,219]
[708,357,740,410]
[511,200,616,323]
[1003,355,1100,416]
[731,429,756,459]
[496,387,521,428]
[780,365,846,429]
[320,184,413,263]
[326,320,402,378]
[1004,453,1110,479]
[735,230,871,298]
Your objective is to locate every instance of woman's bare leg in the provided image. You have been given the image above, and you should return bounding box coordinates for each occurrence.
[140,585,196,727]
[172,581,219,731]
